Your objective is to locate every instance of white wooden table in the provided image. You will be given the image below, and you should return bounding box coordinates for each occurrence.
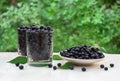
[0,52,120,81]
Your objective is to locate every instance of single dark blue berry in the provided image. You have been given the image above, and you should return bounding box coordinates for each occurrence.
[110,64,114,68]
[104,67,108,71]
[53,66,57,70]
[99,54,105,58]
[82,67,86,72]
[30,24,36,27]
[40,26,44,29]
[19,65,24,70]
[95,48,99,51]
[48,64,52,68]
[47,27,51,31]
[20,26,25,29]
[91,47,96,51]
[69,66,74,70]
[57,63,61,67]
[100,64,104,69]
[83,45,87,48]
[15,63,20,67]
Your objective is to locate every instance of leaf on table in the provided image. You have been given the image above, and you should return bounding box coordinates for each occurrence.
[53,55,62,60]
[8,56,28,64]
[60,62,73,69]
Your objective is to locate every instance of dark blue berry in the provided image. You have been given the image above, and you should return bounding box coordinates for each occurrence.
[48,64,52,68]
[82,67,86,72]
[40,26,44,29]
[104,67,108,71]
[95,48,99,51]
[20,26,25,29]
[69,66,74,70]
[57,63,61,67]
[19,65,24,70]
[47,27,51,31]
[110,64,114,68]
[15,63,20,67]
[99,54,105,58]
[100,64,104,69]
[53,66,57,70]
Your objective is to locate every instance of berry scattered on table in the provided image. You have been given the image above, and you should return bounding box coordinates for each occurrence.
[48,64,53,68]
[53,66,57,70]
[100,64,104,69]
[104,67,108,71]
[60,45,104,59]
[82,67,86,72]
[57,63,62,67]
[19,65,24,70]
[69,66,74,70]
[15,63,20,67]
[110,63,114,68]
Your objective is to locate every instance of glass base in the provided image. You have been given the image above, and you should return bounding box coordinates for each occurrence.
[28,60,52,67]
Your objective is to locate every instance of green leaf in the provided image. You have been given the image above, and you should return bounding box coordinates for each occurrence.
[53,55,62,60]
[60,62,73,69]
[8,56,28,64]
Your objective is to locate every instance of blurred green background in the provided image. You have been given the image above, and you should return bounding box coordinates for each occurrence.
[0,0,120,53]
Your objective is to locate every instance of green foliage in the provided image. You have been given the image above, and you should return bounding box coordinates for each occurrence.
[60,62,73,69]
[0,0,120,53]
[8,56,28,64]
[53,55,62,60]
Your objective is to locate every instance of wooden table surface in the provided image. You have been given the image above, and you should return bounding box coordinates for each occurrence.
[0,52,120,81]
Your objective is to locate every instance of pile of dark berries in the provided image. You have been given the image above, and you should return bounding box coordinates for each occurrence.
[15,63,24,70]
[18,26,28,56]
[60,45,105,59]
[26,25,53,61]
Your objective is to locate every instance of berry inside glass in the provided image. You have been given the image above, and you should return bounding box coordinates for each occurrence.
[18,26,28,56]
[26,26,53,66]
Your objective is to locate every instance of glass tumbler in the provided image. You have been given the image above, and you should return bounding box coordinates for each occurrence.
[26,27,53,66]
[18,27,27,56]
